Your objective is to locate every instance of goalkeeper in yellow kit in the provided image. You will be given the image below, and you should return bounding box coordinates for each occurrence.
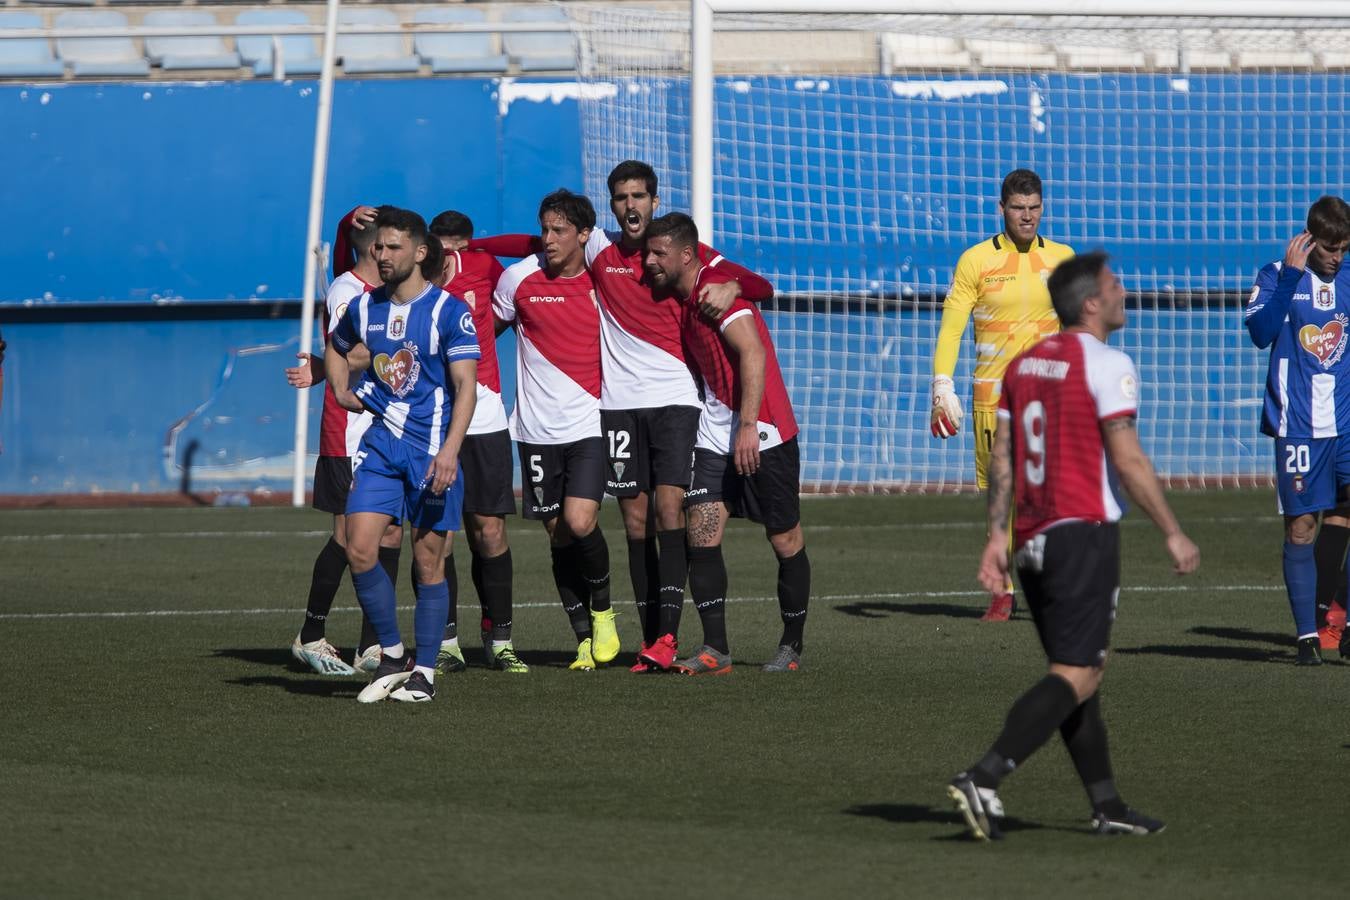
[930,169,1074,621]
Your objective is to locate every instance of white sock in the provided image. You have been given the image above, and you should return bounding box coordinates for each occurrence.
[382,642,406,658]
[414,665,436,684]
[440,636,460,650]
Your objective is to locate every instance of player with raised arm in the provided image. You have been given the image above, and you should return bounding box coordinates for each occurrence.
[948,252,1199,841]
[284,206,404,676]
[1245,196,1350,664]
[493,189,617,671]
[931,170,1074,622]
[325,207,479,703]
[428,209,526,673]
[470,161,774,671]
[644,212,810,674]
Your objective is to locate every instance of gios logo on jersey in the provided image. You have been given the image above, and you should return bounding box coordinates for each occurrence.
[373,341,422,398]
[1298,313,1350,369]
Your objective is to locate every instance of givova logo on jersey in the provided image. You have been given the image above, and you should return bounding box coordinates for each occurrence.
[373,340,422,398]
[1298,312,1350,369]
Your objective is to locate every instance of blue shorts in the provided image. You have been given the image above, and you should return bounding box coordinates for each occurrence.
[1274,436,1350,516]
[347,426,464,531]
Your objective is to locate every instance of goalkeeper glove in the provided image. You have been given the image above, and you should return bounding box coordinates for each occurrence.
[930,375,963,439]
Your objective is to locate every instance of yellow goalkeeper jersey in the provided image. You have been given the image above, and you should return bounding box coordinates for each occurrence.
[932,232,1075,412]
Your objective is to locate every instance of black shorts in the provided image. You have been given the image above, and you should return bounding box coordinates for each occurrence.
[684,438,801,532]
[518,436,607,521]
[461,429,516,517]
[1015,521,1121,668]
[602,405,701,497]
[312,455,355,515]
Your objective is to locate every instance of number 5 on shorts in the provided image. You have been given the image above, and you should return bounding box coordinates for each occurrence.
[529,454,544,485]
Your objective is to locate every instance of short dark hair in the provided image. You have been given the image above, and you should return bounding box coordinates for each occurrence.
[607,160,658,197]
[429,210,474,240]
[374,206,441,281]
[645,212,699,250]
[1307,196,1350,245]
[1001,169,1043,204]
[1047,251,1111,327]
[349,204,396,255]
[538,188,596,232]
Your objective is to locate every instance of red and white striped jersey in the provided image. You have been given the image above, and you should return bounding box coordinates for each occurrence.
[586,228,730,411]
[680,267,799,454]
[492,254,601,445]
[445,249,508,436]
[998,331,1139,547]
[319,270,375,458]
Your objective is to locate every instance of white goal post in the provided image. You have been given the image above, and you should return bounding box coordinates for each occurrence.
[569,0,1350,492]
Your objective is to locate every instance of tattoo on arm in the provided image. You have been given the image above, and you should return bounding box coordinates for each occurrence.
[986,422,1013,531]
[1101,414,1137,433]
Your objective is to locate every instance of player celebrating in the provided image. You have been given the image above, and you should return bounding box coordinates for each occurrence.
[469,161,773,670]
[284,207,404,677]
[1246,196,1350,664]
[931,169,1074,621]
[492,189,618,671]
[428,210,526,674]
[643,212,810,674]
[948,251,1199,841]
[325,207,479,703]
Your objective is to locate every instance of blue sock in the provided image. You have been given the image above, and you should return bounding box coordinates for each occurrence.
[414,580,450,669]
[1283,541,1317,638]
[352,565,401,649]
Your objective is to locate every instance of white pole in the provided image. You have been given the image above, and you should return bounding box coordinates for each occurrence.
[291,0,342,507]
[690,0,714,243]
[707,0,1348,12]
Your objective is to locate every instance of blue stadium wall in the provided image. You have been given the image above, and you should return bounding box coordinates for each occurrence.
[0,76,1276,495]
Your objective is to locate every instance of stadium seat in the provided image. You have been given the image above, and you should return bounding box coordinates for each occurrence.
[235,9,321,78]
[54,11,149,77]
[0,12,65,78]
[413,7,508,75]
[336,9,419,75]
[1224,29,1314,68]
[879,34,971,73]
[967,38,1058,69]
[144,11,240,72]
[1059,43,1146,70]
[501,5,575,72]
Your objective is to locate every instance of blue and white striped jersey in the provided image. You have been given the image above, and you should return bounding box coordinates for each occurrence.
[1247,260,1350,439]
[331,282,480,456]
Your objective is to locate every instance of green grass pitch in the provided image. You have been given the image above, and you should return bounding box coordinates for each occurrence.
[0,491,1332,897]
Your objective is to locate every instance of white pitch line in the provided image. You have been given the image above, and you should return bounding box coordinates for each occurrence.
[0,584,1281,621]
[0,515,1280,543]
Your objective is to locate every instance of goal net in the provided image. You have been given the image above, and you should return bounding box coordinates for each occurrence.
[566,4,1350,491]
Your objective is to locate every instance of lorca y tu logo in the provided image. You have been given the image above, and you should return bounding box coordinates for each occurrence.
[1299,314,1350,369]
[373,342,421,397]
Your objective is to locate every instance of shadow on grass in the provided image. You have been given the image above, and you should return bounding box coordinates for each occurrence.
[1187,625,1294,646]
[845,803,1053,838]
[212,647,297,667]
[834,601,985,620]
[1114,644,1289,663]
[226,674,360,698]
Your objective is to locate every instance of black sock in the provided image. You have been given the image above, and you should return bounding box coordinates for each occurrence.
[551,543,592,640]
[1315,524,1350,627]
[775,547,810,653]
[656,529,688,638]
[479,549,514,641]
[357,545,401,652]
[574,526,612,613]
[628,536,659,644]
[1059,693,1126,817]
[687,545,729,654]
[973,675,1080,788]
[300,537,348,643]
[443,552,459,641]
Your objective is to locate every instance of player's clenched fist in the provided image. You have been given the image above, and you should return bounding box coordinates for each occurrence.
[930,374,964,438]
[1165,531,1200,576]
